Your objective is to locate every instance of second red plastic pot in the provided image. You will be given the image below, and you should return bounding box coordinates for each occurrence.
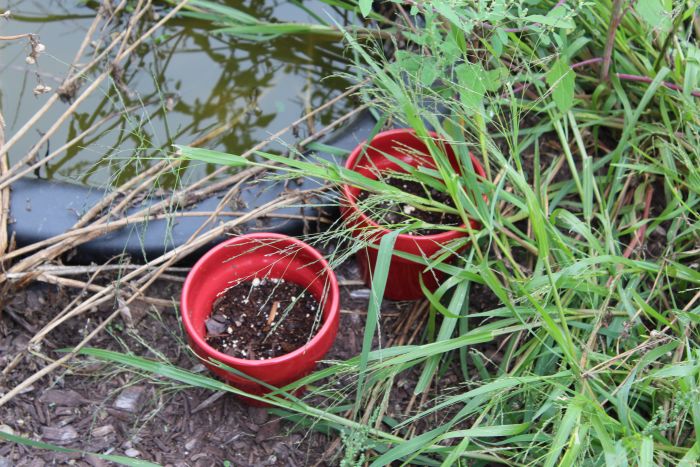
[340,129,485,301]
[181,233,340,405]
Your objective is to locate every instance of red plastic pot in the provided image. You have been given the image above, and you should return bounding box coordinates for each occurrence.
[340,129,485,301]
[181,233,340,405]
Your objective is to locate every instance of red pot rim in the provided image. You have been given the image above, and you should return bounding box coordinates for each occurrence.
[340,128,486,242]
[181,232,340,369]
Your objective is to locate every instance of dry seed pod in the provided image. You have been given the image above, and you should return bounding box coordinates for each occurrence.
[33,84,52,96]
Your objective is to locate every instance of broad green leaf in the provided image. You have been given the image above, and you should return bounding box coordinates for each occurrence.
[394,51,422,74]
[432,1,463,28]
[455,63,507,109]
[636,0,673,32]
[359,0,372,17]
[546,59,575,113]
[524,8,575,29]
[420,61,439,87]
[455,63,487,109]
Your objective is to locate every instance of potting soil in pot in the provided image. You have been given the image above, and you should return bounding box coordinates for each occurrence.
[205,278,321,359]
[357,177,461,235]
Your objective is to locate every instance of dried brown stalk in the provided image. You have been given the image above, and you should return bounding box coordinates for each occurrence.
[36,273,173,307]
[267,301,280,326]
[0,110,8,257]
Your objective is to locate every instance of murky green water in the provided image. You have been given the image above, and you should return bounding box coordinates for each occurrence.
[0,1,355,188]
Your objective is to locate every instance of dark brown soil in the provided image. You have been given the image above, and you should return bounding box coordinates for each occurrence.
[519,130,574,185]
[469,282,502,313]
[357,176,461,235]
[206,279,321,360]
[645,178,670,260]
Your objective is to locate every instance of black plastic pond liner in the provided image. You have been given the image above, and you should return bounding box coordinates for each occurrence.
[8,110,378,264]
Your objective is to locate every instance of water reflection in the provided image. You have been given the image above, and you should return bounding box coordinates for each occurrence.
[0,0,354,188]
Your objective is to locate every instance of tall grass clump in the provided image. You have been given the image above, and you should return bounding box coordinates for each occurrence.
[81,0,700,465]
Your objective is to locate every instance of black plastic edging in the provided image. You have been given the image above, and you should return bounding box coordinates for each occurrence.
[8,111,378,263]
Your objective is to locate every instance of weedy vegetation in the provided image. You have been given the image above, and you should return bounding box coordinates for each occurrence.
[176,0,700,464]
[3,0,700,465]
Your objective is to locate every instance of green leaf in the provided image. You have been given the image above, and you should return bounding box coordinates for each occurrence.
[394,51,422,74]
[187,0,258,24]
[439,423,530,439]
[414,281,469,393]
[432,1,463,28]
[369,425,447,467]
[419,277,461,319]
[359,0,372,17]
[639,437,654,466]
[455,63,486,109]
[175,145,250,167]
[544,399,583,467]
[525,8,575,29]
[420,62,439,87]
[644,361,700,380]
[546,58,575,113]
[354,229,401,414]
[591,413,628,466]
[680,440,700,467]
[636,0,673,32]
[400,372,570,428]
[0,431,160,467]
[683,44,700,96]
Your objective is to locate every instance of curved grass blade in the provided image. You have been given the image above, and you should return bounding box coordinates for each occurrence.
[0,431,159,467]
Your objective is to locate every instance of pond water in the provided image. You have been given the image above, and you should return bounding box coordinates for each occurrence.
[0,0,355,188]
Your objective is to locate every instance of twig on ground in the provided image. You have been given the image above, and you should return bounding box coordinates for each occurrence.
[0,110,8,257]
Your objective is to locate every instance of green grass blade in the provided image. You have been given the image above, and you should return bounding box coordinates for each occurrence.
[353,229,401,415]
[414,281,469,393]
[0,431,160,467]
[639,436,654,466]
[544,398,583,467]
